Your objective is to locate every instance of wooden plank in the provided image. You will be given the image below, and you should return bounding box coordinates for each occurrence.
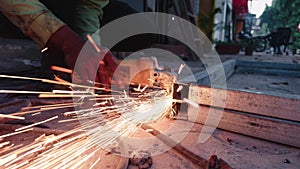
[236,60,300,71]
[188,85,300,122]
[187,105,300,148]
[179,59,236,85]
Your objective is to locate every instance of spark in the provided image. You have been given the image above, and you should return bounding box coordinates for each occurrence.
[86,34,101,53]
[69,150,97,169]
[0,128,33,139]
[176,85,183,92]
[15,116,58,132]
[0,154,17,166]
[40,105,76,111]
[0,74,46,81]
[145,129,154,133]
[123,90,128,98]
[0,90,50,94]
[89,157,101,169]
[41,47,48,53]
[0,73,177,168]
[0,114,25,120]
[10,160,29,169]
[178,64,185,74]
[183,98,199,108]
[22,102,81,110]
[52,90,92,94]
[137,84,141,91]
[151,57,164,70]
[140,85,149,93]
[58,119,78,123]
[51,66,73,74]
[93,101,108,106]
[0,74,105,91]
[39,94,96,98]
[0,141,10,148]
[31,112,41,116]
[13,104,77,116]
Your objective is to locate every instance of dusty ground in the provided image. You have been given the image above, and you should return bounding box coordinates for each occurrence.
[0,37,300,168]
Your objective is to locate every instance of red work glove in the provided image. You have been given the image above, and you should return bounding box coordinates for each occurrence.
[45,25,118,88]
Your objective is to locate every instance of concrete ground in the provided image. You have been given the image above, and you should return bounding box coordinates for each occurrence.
[0,37,300,168]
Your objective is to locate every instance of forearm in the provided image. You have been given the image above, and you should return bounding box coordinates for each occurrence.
[0,0,65,47]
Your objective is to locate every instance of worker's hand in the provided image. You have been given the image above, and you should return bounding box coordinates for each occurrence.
[45,25,122,88]
[66,43,119,88]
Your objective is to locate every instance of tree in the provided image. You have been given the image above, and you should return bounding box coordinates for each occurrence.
[260,0,300,51]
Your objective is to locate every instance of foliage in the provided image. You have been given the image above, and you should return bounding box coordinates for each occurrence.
[260,0,300,50]
[198,7,222,41]
[215,38,255,48]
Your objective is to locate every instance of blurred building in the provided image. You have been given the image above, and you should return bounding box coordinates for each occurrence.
[213,0,233,42]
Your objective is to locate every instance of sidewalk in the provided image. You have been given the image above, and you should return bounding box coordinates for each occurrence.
[219,52,300,64]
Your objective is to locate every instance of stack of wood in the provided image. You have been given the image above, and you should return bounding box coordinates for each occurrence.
[187,85,300,148]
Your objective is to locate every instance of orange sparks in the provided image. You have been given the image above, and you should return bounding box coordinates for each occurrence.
[0,114,25,120]
[86,34,101,53]
[51,66,73,74]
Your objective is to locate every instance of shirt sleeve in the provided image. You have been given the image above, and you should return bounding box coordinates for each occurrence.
[0,0,65,47]
[73,0,109,40]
